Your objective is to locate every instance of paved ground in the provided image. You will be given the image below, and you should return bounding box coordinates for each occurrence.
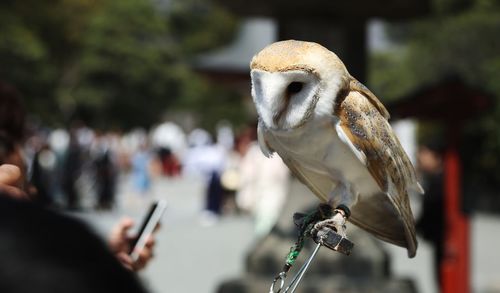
[74,175,500,293]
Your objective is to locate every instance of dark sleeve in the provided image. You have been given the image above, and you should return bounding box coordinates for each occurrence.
[416,173,444,244]
[0,196,149,293]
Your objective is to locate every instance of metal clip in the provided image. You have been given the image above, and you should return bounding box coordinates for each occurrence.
[282,241,322,293]
[269,271,286,293]
[269,240,323,293]
[269,206,355,293]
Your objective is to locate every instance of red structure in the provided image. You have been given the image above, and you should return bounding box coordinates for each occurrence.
[388,77,491,293]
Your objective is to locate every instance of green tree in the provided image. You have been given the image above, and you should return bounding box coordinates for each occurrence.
[0,0,240,130]
[0,0,98,124]
[66,0,180,129]
[369,0,500,190]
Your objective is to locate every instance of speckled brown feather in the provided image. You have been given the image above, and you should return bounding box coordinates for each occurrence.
[335,78,419,195]
[334,78,418,256]
[349,78,390,119]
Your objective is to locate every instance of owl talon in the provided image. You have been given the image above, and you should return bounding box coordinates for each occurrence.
[311,209,348,238]
[309,208,354,255]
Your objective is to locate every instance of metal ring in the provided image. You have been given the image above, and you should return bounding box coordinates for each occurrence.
[269,272,286,293]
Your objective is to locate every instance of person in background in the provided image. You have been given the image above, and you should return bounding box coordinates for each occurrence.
[157,147,181,177]
[28,133,58,206]
[0,164,150,293]
[131,140,153,195]
[236,124,290,237]
[416,142,445,287]
[61,127,83,210]
[184,128,226,224]
[92,132,118,210]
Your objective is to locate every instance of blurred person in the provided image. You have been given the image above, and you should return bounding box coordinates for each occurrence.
[0,82,158,274]
[157,147,181,177]
[183,128,227,224]
[0,163,158,273]
[0,164,151,293]
[218,125,257,214]
[151,121,187,161]
[94,149,117,210]
[219,147,243,214]
[66,122,97,210]
[230,124,257,212]
[49,128,70,154]
[215,121,241,214]
[216,120,235,152]
[236,127,290,238]
[75,122,95,150]
[47,128,70,204]
[119,128,147,172]
[92,132,118,210]
[61,129,83,210]
[203,169,224,224]
[131,140,153,195]
[416,143,445,287]
[30,139,58,206]
[183,128,225,178]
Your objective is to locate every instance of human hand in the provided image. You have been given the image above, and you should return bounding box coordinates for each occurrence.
[109,217,158,271]
[0,164,28,199]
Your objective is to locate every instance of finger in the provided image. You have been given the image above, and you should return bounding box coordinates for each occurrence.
[144,235,156,249]
[118,217,135,234]
[116,252,134,271]
[139,247,153,261]
[0,184,28,200]
[134,249,153,271]
[111,218,135,240]
[0,164,22,186]
[109,218,135,252]
[126,235,137,242]
[153,223,161,233]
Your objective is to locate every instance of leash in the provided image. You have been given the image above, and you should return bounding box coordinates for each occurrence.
[269,204,354,293]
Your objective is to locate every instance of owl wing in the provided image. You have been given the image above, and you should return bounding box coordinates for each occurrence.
[333,78,423,257]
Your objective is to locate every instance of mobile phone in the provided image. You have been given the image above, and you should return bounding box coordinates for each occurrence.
[129,200,167,262]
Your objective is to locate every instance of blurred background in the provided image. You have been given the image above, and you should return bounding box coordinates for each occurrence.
[0,0,499,292]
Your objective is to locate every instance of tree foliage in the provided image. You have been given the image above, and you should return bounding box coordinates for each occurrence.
[369,0,500,190]
[0,0,240,130]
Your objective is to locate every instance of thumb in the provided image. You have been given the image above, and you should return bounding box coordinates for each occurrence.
[116,217,135,237]
[115,252,134,271]
[0,164,22,186]
[109,217,135,251]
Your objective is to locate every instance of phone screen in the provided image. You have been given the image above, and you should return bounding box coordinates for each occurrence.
[129,200,167,261]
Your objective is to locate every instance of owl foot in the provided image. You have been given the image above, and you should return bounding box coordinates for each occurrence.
[310,205,354,255]
[311,210,347,237]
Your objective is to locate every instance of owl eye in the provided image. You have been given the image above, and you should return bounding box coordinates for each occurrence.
[287,82,303,94]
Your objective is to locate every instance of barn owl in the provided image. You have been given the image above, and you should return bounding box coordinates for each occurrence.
[250,40,423,257]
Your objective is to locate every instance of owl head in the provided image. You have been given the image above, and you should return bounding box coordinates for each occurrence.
[250,40,350,131]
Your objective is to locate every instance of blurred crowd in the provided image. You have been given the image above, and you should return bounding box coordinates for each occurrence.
[23,122,183,209]
[23,118,290,235]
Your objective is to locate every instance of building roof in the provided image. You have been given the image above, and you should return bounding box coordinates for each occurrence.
[195,18,277,74]
[215,0,430,21]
